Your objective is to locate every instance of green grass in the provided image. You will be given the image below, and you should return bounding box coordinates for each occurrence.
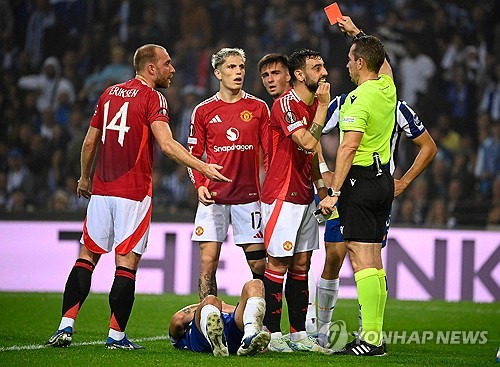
[0,292,498,366]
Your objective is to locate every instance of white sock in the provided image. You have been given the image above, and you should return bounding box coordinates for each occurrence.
[58,317,75,331]
[243,297,266,338]
[305,268,317,333]
[290,330,307,342]
[200,304,221,342]
[108,329,125,341]
[317,277,339,334]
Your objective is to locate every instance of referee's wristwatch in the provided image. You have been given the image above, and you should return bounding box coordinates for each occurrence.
[327,188,341,197]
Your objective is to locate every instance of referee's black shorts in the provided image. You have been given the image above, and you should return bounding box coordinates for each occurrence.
[338,165,394,243]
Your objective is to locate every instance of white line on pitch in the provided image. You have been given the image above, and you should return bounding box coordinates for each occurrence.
[0,335,168,352]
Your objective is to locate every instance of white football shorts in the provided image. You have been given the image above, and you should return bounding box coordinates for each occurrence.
[191,201,264,244]
[262,199,319,257]
[81,195,152,255]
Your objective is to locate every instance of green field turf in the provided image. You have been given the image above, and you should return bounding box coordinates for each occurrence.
[0,292,498,366]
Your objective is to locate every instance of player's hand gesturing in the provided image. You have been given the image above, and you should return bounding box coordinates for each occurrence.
[202,163,232,183]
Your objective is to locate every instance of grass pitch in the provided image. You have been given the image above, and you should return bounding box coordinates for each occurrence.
[0,292,498,366]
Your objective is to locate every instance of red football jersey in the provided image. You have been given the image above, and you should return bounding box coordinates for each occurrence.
[90,78,169,201]
[261,88,318,205]
[187,91,269,204]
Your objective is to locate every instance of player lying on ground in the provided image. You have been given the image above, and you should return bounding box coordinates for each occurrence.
[169,279,270,356]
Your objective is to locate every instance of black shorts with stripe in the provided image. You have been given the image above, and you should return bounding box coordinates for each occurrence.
[338,165,394,243]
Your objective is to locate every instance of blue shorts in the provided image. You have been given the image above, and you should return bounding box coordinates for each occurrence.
[172,310,243,354]
[322,205,392,248]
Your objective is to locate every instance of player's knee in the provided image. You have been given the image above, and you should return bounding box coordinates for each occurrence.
[243,279,264,297]
[245,250,266,271]
[200,254,219,271]
[267,256,288,273]
[247,258,266,274]
[290,259,309,273]
[200,294,221,307]
[323,251,343,278]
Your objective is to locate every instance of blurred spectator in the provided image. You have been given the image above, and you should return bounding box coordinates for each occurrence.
[450,152,475,194]
[5,188,33,212]
[24,0,56,68]
[162,166,196,213]
[474,122,500,196]
[399,39,436,105]
[394,198,417,225]
[446,65,475,132]
[0,171,7,210]
[446,179,469,228]
[63,176,88,211]
[0,1,13,39]
[479,64,500,122]
[436,114,461,155]
[261,18,292,54]
[1,33,20,71]
[427,157,450,201]
[6,148,34,199]
[48,189,70,211]
[425,199,449,228]
[79,45,133,104]
[176,85,205,147]
[18,56,76,113]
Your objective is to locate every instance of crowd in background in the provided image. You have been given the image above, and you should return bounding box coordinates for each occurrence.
[0,0,499,229]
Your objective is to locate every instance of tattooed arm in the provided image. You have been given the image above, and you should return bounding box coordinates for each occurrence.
[169,303,199,339]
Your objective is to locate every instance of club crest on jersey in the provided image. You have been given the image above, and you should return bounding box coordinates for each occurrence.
[226,127,240,142]
[414,115,423,127]
[240,110,253,122]
[158,107,168,116]
[284,111,298,124]
[195,226,204,236]
[283,241,293,251]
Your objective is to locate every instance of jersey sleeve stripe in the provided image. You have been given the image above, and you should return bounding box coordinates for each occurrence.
[398,101,425,139]
[323,94,347,135]
[155,90,167,109]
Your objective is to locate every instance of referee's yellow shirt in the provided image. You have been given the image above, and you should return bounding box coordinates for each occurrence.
[339,74,396,167]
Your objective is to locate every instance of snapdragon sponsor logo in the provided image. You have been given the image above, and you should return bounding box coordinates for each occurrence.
[213,144,255,153]
[325,322,489,347]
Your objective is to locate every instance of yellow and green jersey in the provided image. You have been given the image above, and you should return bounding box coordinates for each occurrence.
[339,74,396,166]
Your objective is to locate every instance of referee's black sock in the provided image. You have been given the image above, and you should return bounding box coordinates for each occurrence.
[109,267,136,333]
[62,258,95,320]
[263,269,285,333]
[285,270,308,334]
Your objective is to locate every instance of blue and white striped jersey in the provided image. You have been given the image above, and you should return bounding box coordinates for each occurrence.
[322,94,426,174]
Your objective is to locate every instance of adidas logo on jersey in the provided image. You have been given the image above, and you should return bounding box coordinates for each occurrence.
[253,231,263,239]
[209,115,222,124]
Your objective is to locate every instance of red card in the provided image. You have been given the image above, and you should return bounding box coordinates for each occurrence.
[324,2,343,25]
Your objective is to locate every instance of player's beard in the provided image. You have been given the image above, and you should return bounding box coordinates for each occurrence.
[305,75,320,93]
[306,75,328,94]
[155,73,171,89]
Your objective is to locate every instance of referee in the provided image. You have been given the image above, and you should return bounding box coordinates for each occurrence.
[318,16,395,356]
